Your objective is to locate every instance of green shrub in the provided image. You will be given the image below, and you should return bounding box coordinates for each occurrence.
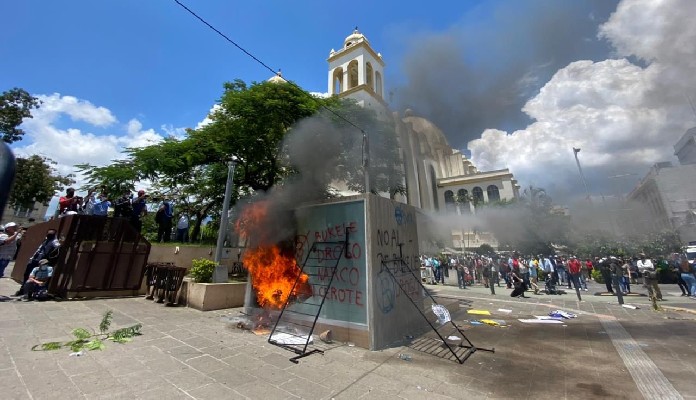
[189,258,217,283]
[591,269,604,283]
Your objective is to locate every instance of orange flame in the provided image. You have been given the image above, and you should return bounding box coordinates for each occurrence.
[235,200,269,240]
[237,201,312,309]
[242,245,312,309]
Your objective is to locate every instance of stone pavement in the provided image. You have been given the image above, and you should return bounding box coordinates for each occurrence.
[1,263,695,400]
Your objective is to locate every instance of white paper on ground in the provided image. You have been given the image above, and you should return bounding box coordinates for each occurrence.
[518,319,564,324]
[447,335,462,341]
[622,304,639,309]
[497,309,513,313]
[535,315,563,320]
[270,332,314,345]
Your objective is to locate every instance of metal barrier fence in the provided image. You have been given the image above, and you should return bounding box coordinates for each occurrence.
[12,215,151,299]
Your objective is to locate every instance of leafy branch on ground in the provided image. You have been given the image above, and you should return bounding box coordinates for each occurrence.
[31,310,142,352]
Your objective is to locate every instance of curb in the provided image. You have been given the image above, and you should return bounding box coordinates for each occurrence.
[661,305,696,315]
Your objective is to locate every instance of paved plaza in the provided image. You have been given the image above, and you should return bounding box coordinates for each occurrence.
[1,262,695,400]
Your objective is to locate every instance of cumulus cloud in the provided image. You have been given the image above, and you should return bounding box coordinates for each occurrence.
[11,93,181,190]
[467,0,696,199]
[34,93,117,127]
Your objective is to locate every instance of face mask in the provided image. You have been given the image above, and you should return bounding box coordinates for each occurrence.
[46,234,56,241]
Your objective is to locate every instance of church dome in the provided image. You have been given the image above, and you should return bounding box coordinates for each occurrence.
[402,114,450,149]
[344,28,367,48]
[267,71,286,84]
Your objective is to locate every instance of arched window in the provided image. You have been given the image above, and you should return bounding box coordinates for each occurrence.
[366,62,374,90]
[487,185,500,203]
[472,187,484,205]
[332,67,343,94]
[348,60,359,89]
[375,71,383,97]
[444,190,455,213]
[457,189,470,213]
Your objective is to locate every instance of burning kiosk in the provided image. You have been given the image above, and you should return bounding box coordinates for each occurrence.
[239,193,427,351]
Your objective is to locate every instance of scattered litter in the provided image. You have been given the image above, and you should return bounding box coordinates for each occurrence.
[319,330,333,344]
[535,315,562,320]
[432,304,451,324]
[469,320,484,325]
[622,304,639,310]
[467,310,491,315]
[518,318,564,324]
[497,308,512,314]
[480,319,508,327]
[598,331,606,334]
[397,353,413,361]
[549,310,577,319]
[404,335,414,340]
[446,335,462,341]
[270,332,313,346]
[69,351,84,357]
[347,343,355,347]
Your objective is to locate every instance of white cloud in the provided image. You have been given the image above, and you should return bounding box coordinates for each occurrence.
[195,104,221,130]
[11,93,180,192]
[34,93,117,127]
[468,0,696,196]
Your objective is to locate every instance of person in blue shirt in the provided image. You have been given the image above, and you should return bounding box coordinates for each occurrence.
[21,260,54,301]
[92,193,111,216]
[15,228,60,297]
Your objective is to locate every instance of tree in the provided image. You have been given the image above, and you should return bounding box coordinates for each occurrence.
[1,88,41,143]
[475,243,495,255]
[10,155,73,211]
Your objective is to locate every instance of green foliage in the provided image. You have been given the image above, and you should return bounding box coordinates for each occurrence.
[591,269,604,283]
[475,244,495,255]
[32,310,142,353]
[10,155,74,209]
[72,328,92,340]
[569,230,683,259]
[0,87,41,143]
[189,258,217,283]
[99,310,113,334]
[85,339,105,351]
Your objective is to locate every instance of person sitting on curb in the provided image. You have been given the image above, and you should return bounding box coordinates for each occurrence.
[15,229,60,297]
[20,259,53,301]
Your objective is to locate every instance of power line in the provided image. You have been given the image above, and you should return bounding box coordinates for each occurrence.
[172,0,366,136]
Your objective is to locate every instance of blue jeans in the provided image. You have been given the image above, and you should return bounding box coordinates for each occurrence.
[620,276,631,293]
[682,273,696,297]
[0,259,10,277]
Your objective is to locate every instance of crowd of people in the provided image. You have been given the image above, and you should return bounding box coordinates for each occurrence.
[420,251,696,300]
[56,187,190,243]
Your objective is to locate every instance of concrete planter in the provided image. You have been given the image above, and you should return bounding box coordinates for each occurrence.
[179,279,246,311]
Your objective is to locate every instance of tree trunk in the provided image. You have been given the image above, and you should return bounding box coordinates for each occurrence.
[190,212,205,242]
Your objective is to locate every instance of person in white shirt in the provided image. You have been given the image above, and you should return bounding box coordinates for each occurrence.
[0,222,21,278]
[637,253,662,300]
[176,214,189,243]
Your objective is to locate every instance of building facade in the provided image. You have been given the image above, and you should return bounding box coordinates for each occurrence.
[626,127,696,243]
[321,29,519,251]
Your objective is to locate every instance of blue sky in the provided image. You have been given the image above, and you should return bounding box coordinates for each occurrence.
[2,0,695,206]
[1,0,480,134]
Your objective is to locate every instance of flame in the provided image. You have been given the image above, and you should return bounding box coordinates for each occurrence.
[237,201,312,309]
[242,245,312,309]
[235,200,269,241]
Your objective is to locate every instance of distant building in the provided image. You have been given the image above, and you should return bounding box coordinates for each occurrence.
[320,29,521,251]
[623,159,696,243]
[674,127,696,165]
[1,200,50,227]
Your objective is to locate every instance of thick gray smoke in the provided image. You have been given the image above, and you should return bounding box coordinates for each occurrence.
[235,108,400,246]
[392,0,618,150]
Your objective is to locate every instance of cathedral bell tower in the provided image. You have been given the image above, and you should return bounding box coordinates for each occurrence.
[327,28,388,117]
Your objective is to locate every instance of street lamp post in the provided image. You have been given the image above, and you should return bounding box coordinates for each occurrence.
[213,159,237,283]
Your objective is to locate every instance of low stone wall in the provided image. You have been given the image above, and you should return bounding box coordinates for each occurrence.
[178,279,246,311]
[147,245,245,270]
